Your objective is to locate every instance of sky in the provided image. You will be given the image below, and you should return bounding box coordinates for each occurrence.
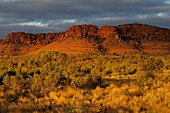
[0,0,170,39]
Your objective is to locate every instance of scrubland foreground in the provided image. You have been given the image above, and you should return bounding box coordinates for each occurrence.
[0,50,169,113]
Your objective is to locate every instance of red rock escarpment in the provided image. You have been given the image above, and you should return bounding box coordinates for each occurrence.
[0,23,169,55]
[4,32,64,45]
[3,23,170,45]
[64,25,98,39]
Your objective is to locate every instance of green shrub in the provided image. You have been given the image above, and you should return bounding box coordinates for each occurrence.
[140,56,164,73]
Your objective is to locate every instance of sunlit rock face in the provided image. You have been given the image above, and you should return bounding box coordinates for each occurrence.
[5,32,65,45]
[117,23,170,42]
[98,26,120,39]
[3,23,170,45]
[64,25,99,39]
[0,23,169,55]
[64,24,170,42]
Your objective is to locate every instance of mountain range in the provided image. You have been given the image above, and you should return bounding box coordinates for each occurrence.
[0,23,169,55]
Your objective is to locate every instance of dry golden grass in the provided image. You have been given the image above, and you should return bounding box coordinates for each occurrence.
[0,78,169,112]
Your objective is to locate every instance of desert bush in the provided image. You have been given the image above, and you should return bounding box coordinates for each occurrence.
[134,69,161,89]
[113,62,137,75]
[80,64,93,74]
[140,56,164,73]
[30,74,45,97]
[72,73,102,89]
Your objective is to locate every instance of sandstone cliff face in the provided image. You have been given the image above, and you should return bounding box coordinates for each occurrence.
[63,25,120,40]
[63,23,170,42]
[0,23,169,55]
[64,25,98,39]
[4,32,64,45]
[118,24,170,41]
[3,23,170,45]
[98,26,120,39]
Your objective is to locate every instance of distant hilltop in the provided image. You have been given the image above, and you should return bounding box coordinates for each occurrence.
[0,23,170,55]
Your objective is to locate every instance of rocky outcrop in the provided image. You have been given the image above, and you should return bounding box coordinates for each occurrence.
[118,23,170,42]
[4,32,65,45]
[64,25,98,39]
[2,23,170,45]
[62,23,170,42]
[0,23,169,55]
[98,26,120,39]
